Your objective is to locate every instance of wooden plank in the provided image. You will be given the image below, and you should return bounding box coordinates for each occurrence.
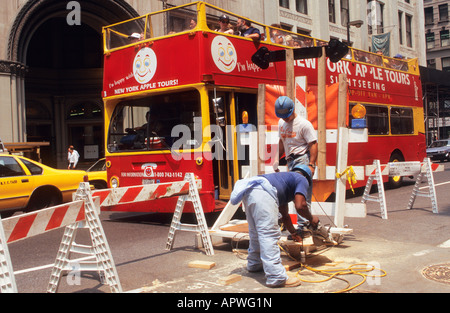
[317,48,327,180]
[283,260,302,271]
[337,74,348,129]
[188,260,216,270]
[286,49,295,100]
[220,222,249,233]
[257,84,266,175]
[218,274,242,285]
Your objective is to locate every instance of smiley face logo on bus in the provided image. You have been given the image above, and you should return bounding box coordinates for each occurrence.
[133,47,157,84]
[211,36,237,73]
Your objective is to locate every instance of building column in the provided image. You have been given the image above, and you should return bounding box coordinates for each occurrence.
[0,60,27,143]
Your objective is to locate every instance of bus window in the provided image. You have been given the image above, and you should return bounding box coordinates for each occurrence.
[107,90,201,152]
[366,105,389,135]
[390,107,414,135]
[349,104,389,135]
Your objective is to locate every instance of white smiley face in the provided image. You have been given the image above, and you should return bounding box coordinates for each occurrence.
[133,47,157,84]
[211,36,237,73]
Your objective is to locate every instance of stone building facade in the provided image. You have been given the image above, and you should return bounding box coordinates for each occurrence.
[0,0,425,167]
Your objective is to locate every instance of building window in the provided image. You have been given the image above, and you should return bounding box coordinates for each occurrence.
[439,4,449,22]
[426,32,435,50]
[329,0,336,23]
[441,30,450,47]
[68,102,102,120]
[442,57,450,72]
[406,14,413,47]
[341,0,349,27]
[399,11,404,45]
[425,7,434,25]
[427,59,436,69]
[296,0,308,14]
[279,0,289,9]
[367,0,384,34]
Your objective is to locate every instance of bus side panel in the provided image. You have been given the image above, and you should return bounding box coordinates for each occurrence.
[336,133,427,188]
[104,153,216,213]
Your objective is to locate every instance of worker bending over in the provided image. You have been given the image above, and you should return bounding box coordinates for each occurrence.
[230,164,322,288]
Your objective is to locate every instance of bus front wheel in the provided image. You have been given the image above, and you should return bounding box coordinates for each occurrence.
[387,152,404,189]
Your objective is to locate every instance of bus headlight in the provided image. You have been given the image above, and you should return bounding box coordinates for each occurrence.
[196,157,204,166]
[110,176,119,188]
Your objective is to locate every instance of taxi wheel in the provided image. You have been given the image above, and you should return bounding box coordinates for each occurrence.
[26,188,62,212]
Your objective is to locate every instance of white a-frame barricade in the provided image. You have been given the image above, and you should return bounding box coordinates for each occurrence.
[165,173,214,256]
[48,182,122,293]
[363,158,443,219]
[407,158,441,213]
[0,182,121,293]
[362,160,388,219]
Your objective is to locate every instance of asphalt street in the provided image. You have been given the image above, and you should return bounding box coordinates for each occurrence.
[6,163,450,296]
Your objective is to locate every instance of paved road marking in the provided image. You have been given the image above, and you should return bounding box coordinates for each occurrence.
[14,256,95,275]
[439,239,450,248]
[420,181,450,190]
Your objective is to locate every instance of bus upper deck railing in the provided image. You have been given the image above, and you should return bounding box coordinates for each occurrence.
[102,1,418,75]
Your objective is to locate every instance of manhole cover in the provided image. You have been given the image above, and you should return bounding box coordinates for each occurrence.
[422,263,450,284]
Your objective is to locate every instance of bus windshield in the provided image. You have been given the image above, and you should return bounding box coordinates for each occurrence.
[107,90,201,153]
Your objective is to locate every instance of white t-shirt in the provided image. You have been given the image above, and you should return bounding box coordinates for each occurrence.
[68,150,80,166]
[278,115,317,156]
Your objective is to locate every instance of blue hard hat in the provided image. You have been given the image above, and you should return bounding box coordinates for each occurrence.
[291,163,312,185]
[275,96,294,119]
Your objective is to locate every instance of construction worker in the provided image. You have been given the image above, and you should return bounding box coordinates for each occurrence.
[274,96,318,235]
[230,164,319,288]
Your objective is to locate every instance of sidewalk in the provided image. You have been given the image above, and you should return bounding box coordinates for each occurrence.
[134,217,449,294]
[134,186,450,294]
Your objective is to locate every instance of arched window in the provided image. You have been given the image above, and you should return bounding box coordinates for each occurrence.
[67,102,102,120]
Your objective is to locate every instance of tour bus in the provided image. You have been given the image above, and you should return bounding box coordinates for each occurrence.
[101,1,426,213]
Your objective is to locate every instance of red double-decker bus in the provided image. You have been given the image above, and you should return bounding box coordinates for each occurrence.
[101,1,426,213]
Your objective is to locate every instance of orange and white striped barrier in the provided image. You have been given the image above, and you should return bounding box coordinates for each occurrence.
[0,182,121,293]
[92,179,201,208]
[2,201,85,244]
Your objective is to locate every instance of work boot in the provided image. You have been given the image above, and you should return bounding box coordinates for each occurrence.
[267,277,301,288]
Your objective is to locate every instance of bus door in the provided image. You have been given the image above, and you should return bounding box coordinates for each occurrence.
[208,91,258,201]
[208,91,238,201]
[234,93,258,179]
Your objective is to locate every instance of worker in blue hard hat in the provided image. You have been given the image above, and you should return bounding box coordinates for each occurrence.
[230,163,323,288]
[274,96,318,236]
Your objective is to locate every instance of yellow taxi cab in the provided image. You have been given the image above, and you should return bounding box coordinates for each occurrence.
[0,153,87,217]
[86,158,108,189]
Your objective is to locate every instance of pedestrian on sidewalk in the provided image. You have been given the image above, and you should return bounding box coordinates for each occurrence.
[68,145,80,169]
